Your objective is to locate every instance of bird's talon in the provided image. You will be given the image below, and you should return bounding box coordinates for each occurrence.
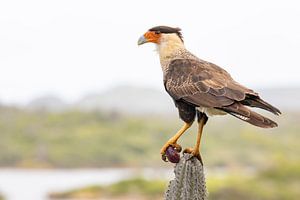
[160,142,181,155]
[161,153,168,162]
[183,148,203,165]
[172,143,182,153]
[183,147,193,154]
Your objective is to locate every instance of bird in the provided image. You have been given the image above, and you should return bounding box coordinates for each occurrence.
[137,26,281,163]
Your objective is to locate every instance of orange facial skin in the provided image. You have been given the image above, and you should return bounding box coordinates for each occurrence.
[144,31,161,44]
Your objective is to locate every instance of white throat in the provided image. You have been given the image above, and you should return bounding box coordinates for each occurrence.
[156,33,185,61]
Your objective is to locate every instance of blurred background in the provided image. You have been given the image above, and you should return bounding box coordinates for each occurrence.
[0,0,299,199]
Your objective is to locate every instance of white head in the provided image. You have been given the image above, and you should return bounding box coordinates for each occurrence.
[138,26,185,56]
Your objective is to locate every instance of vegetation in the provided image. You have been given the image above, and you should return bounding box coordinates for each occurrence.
[0,105,299,199]
[49,162,300,200]
[0,105,298,170]
[49,178,166,199]
[207,161,300,200]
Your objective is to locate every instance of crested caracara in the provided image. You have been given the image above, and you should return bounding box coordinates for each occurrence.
[138,26,281,162]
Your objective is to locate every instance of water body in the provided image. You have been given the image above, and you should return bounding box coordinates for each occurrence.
[0,168,172,200]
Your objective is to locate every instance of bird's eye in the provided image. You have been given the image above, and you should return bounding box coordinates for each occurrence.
[155,31,160,34]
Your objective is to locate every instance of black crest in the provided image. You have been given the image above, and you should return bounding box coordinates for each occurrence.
[149,26,183,42]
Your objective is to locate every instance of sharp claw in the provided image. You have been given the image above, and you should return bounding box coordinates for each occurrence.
[183,148,193,154]
[161,153,168,162]
[198,155,203,165]
[173,144,182,153]
[183,148,203,165]
[193,153,203,165]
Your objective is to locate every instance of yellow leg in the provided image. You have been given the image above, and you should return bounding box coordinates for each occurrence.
[184,117,206,163]
[160,122,192,155]
[195,117,205,153]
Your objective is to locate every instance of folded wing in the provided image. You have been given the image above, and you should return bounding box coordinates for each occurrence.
[164,59,280,128]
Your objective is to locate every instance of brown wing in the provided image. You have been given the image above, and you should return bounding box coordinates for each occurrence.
[164,59,257,108]
[164,59,281,128]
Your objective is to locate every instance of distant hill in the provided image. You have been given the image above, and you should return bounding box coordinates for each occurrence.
[26,95,68,112]
[74,85,175,115]
[25,86,300,114]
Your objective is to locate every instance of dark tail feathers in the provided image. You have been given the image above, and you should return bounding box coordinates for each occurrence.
[241,94,281,115]
[220,102,278,128]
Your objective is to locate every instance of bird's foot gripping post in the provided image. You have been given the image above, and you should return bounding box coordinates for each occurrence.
[162,114,208,199]
[162,112,207,164]
[183,148,203,165]
[160,123,192,163]
[164,119,207,199]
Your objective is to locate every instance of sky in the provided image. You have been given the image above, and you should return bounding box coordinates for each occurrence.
[0,0,299,104]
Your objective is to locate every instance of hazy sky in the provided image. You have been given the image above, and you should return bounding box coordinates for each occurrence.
[1,0,299,104]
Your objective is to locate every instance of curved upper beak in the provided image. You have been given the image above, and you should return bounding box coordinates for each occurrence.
[137,35,148,45]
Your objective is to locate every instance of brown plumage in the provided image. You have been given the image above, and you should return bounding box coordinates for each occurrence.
[138,25,281,162]
[164,58,281,128]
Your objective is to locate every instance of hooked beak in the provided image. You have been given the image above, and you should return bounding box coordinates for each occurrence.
[137,35,148,45]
